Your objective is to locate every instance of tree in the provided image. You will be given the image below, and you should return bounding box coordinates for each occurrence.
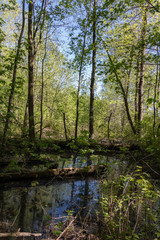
[137,6,147,134]
[40,28,48,139]
[75,1,91,139]
[28,0,47,142]
[89,0,97,139]
[2,0,25,146]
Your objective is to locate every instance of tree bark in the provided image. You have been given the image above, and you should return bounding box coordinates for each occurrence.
[89,0,97,139]
[153,47,159,135]
[107,112,112,139]
[28,0,35,142]
[0,232,41,238]
[135,55,139,126]
[106,50,137,135]
[63,112,68,141]
[75,30,87,139]
[28,0,47,143]
[2,0,25,146]
[75,2,91,139]
[40,31,48,140]
[137,8,147,134]
[22,100,29,137]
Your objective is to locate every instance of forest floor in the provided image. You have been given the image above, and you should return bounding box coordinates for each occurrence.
[0,137,159,181]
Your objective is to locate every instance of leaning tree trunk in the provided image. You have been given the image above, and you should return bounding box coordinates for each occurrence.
[121,51,132,133]
[100,33,136,135]
[89,0,97,139]
[106,49,137,135]
[2,0,25,146]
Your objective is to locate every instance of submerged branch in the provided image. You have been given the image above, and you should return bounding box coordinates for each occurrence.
[0,231,41,238]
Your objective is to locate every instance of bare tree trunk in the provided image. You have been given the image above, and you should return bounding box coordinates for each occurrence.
[75,31,87,139]
[135,80,139,125]
[2,0,25,146]
[75,2,91,139]
[40,31,48,140]
[153,47,159,135]
[135,50,140,131]
[89,0,97,139]
[28,0,47,143]
[22,100,29,137]
[106,50,136,135]
[28,0,35,142]
[63,113,68,141]
[137,8,147,134]
[121,56,132,133]
[107,112,112,139]
[157,63,160,118]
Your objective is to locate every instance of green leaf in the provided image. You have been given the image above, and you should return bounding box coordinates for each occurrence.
[147,98,153,104]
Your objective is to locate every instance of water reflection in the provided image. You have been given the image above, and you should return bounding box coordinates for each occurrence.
[0,154,131,238]
[58,154,122,169]
[0,178,99,235]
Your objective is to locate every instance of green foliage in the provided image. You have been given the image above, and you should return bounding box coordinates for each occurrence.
[1,0,160,151]
[101,166,160,239]
[51,221,64,237]
[76,130,90,147]
[31,180,39,187]
[4,158,21,172]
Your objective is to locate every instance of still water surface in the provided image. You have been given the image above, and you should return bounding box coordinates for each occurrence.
[0,154,132,238]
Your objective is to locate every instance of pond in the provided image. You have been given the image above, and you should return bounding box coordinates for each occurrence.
[0,153,159,240]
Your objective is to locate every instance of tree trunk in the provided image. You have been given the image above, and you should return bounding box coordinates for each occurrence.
[75,30,87,139]
[63,112,68,141]
[153,63,159,136]
[89,0,97,139]
[137,8,147,134]
[22,100,29,137]
[0,165,105,182]
[75,2,91,139]
[40,31,48,140]
[107,112,112,139]
[135,51,140,127]
[153,47,159,135]
[2,0,25,146]
[121,56,131,133]
[106,50,136,135]
[28,0,35,143]
[0,232,41,238]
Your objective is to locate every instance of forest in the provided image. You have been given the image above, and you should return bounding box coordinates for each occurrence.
[1,0,160,147]
[1,0,160,240]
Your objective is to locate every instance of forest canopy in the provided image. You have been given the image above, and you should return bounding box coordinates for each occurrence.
[1,0,160,149]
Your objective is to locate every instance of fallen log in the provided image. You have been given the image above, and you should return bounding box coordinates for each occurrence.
[0,165,105,182]
[0,232,42,238]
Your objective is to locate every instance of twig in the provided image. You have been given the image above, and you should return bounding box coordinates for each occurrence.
[56,218,75,240]
[11,208,21,226]
[142,160,160,175]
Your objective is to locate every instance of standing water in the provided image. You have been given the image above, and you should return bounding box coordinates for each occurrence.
[0,153,159,239]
